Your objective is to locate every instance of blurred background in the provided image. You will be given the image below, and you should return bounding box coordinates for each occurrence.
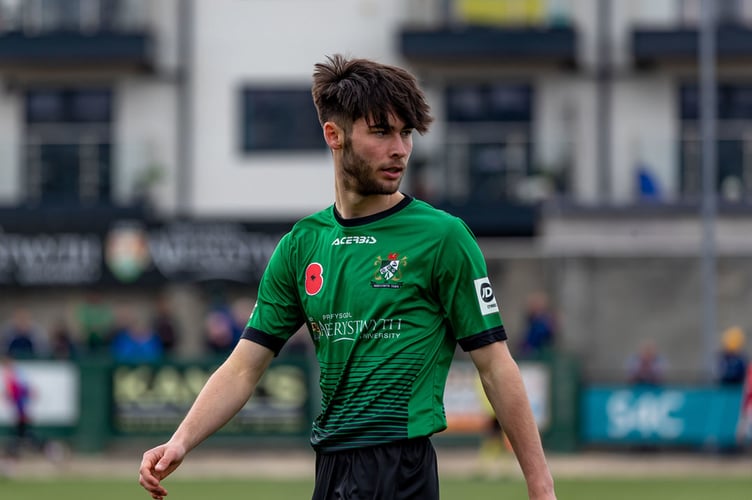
[0,0,751,459]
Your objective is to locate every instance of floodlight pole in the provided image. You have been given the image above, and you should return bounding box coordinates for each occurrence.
[699,0,718,381]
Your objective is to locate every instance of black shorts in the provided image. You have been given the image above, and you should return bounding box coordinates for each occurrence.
[312,437,439,500]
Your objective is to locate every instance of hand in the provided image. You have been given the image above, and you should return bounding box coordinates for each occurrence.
[138,442,186,499]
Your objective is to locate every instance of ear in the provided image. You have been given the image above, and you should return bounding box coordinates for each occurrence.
[323,121,344,150]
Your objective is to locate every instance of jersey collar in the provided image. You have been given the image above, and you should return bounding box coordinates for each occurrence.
[333,195,413,227]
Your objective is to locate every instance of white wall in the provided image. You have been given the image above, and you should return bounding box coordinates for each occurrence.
[116,79,178,210]
[189,0,410,218]
[611,76,678,202]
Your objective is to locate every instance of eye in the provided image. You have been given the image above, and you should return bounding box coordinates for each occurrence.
[401,129,413,137]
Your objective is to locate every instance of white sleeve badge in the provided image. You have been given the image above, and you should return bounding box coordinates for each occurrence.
[474,277,500,316]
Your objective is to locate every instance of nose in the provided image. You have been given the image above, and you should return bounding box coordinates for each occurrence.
[390,134,411,158]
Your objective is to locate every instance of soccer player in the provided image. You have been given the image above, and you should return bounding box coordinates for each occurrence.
[138,55,556,500]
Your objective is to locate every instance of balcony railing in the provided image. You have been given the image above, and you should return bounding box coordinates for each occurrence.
[0,0,155,71]
[0,0,151,34]
[0,138,165,209]
[629,0,752,28]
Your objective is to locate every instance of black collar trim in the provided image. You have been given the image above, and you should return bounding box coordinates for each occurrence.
[333,195,413,227]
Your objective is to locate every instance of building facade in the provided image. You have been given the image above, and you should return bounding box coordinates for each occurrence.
[1,0,752,380]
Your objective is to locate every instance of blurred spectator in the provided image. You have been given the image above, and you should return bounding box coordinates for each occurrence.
[204,310,236,356]
[717,326,748,386]
[110,308,163,363]
[152,294,179,355]
[1,308,48,359]
[626,339,667,386]
[48,319,79,360]
[2,354,45,458]
[76,292,114,355]
[518,291,558,358]
[230,297,255,344]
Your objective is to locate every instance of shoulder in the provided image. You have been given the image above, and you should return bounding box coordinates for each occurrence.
[407,198,474,237]
[291,206,334,233]
[278,206,335,247]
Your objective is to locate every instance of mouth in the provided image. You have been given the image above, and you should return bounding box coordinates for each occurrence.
[381,165,404,180]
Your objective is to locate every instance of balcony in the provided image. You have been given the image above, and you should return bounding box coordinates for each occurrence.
[398,0,577,68]
[0,136,168,215]
[630,0,752,68]
[0,0,155,73]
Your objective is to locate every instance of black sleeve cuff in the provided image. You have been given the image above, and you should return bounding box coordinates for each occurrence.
[241,326,287,356]
[457,325,508,352]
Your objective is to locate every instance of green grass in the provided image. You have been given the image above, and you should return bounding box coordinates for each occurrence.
[2,477,752,500]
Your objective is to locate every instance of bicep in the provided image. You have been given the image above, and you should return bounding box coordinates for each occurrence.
[469,340,515,377]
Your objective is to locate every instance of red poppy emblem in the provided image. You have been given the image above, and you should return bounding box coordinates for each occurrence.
[305,262,324,296]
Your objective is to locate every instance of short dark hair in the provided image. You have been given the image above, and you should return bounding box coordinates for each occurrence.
[311,54,433,134]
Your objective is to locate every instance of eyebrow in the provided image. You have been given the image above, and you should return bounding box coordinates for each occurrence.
[368,122,412,132]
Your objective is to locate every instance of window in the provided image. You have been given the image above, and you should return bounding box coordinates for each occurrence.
[446,83,532,122]
[440,83,533,202]
[26,88,112,123]
[679,83,752,201]
[24,87,112,205]
[240,88,324,152]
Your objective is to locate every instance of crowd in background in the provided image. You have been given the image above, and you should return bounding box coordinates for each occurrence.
[1,288,749,389]
[0,291,263,364]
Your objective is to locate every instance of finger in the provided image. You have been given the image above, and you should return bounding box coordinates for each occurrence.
[143,481,168,498]
[139,471,167,494]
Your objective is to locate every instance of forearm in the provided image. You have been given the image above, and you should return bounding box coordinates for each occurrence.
[492,363,553,497]
[471,342,555,499]
[169,340,274,452]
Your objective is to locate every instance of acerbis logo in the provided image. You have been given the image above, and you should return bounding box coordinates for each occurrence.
[473,277,499,316]
[331,235,377,246]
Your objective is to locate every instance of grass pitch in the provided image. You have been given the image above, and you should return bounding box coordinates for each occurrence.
[2,477,752,500]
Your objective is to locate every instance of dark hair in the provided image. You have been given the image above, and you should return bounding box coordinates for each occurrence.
[311,54,433,134]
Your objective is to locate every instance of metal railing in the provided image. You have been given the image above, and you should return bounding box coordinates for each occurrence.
[630,0,752,28]
[0,0,151,34]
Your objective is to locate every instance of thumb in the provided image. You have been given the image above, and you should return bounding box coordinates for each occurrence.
[155,453,174,472]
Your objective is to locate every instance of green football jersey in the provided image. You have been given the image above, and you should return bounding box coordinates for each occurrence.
[243,195,506,452]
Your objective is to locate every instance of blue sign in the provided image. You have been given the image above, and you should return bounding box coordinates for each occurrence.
[581,386,743,447]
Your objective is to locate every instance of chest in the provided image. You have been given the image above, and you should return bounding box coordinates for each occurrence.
[297,228,438,328]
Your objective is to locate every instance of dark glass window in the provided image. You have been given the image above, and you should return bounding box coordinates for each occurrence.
[678,82,752,200]
[26,89,112,123]
[24,87,112,205]
[680,83,752,120]
[241,88,324,152]
[446,84,532,122]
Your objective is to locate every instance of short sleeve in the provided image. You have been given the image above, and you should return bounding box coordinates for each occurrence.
[242,232,305,354]
[434,218,506,350]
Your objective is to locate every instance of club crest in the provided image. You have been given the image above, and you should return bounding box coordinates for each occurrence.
[372,252,407,288]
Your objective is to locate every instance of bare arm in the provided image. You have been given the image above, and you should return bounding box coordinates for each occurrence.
[138,339,275,499]
[470,341,556,499]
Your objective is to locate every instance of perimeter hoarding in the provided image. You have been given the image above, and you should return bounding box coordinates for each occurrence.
[0,360,79,426]
[111,360,311,436]
[582,385,744,447]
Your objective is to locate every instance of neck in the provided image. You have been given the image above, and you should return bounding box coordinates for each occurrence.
[334,187,405,219]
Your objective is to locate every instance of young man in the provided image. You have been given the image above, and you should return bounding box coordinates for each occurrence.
[138,55,556,500]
